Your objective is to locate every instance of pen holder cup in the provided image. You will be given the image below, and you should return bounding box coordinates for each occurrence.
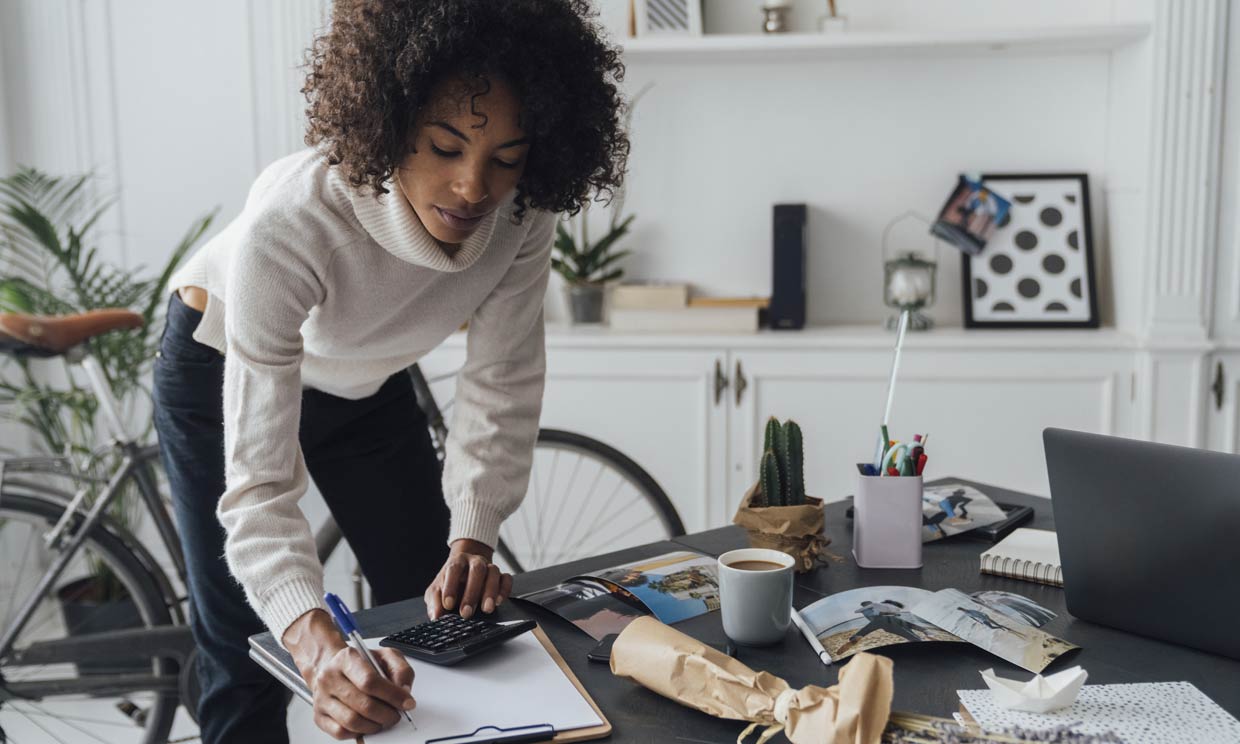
[852,465,922,569]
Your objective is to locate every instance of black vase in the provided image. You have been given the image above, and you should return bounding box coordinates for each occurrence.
[57,575,147,675]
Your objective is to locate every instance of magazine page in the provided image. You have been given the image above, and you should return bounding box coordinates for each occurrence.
[588,551,721,624]
[798,587,1057,663]
[798,587,963,662]
[910,588,1077,673]
[517,578,648,641]
[517,551,721,638]
[921,483,1008,542]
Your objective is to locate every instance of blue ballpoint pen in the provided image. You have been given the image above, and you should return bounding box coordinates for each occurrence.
[324,592,416,728]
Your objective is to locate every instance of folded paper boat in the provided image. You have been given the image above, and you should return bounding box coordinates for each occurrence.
[980,666,1088,713]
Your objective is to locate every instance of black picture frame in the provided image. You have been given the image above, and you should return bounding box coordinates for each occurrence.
[961,173,1099,330]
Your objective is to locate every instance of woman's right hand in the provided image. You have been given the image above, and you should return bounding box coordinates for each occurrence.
[283,609,417,739]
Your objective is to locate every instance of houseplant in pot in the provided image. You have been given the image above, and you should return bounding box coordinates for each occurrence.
[552,210,634,324]
[733,417,831,572]
[0,167,213,669]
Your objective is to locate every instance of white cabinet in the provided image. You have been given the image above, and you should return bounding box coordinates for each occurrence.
[423,327,1139,532]
[729,347,1135,509]
[417,343,729,533]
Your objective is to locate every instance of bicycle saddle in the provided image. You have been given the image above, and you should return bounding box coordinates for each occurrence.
[0,309,144,357]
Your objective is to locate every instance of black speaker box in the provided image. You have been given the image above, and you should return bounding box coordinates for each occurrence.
[770,203,806,330]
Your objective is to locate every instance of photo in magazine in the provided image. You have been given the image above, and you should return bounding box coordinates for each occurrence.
[517,551,721,638]
[798,586,1071,672]
[921,483,1008,542]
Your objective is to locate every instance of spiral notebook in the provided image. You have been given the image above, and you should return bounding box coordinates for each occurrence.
[979,528,1062,587]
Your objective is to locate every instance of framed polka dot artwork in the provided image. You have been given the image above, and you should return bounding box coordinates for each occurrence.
[962,173,1099,329]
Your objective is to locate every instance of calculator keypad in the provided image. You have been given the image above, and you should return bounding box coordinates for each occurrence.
[387,614,504,652]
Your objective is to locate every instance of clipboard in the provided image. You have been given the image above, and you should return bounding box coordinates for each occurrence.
[361,625,611,743]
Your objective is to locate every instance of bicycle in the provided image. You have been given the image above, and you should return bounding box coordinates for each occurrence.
[0,308,683,744]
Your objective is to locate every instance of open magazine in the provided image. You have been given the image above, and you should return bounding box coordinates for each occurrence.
[517,551,720,640]
[798,587,1078,673]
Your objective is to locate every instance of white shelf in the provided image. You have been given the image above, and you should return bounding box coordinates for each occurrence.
[439,325,1140,351]
[620,23,1151,62]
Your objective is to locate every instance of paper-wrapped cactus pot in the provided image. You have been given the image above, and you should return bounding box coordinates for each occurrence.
[732,418,831,573]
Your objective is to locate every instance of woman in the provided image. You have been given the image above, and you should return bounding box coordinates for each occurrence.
[152,1,627,741]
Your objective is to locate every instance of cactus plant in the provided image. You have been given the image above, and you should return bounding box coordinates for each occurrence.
[764,417,781,454]
[760,450,783,507]
[754,417,807,507]
[784,420,805,506]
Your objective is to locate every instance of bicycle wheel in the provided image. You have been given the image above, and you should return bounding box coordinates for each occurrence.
[0,491,178,744]
[495,429,685,573]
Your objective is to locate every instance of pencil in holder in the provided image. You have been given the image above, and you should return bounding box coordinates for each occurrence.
[852,464,923,569]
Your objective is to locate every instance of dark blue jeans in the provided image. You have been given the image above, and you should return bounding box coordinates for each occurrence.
[152,293,450,744]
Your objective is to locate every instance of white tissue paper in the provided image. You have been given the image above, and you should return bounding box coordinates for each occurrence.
[980,666,1088,713]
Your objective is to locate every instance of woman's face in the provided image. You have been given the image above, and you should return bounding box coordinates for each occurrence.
[397,76,529,246]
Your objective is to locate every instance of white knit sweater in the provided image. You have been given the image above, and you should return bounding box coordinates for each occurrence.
[167,148,553,639]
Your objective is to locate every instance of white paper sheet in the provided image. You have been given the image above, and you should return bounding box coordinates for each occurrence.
[364,632,603,743]
[958,681,1240,744]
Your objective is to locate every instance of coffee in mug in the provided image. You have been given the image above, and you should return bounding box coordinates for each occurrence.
[725,559,784,571]
[717,548,795,646]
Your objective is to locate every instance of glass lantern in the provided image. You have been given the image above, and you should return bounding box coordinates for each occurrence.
[881,211,941,331]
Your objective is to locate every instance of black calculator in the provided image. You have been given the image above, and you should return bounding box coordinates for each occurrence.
[379,614,537,665]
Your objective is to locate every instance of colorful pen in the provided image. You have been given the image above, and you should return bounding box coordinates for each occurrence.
[324,592,416,728]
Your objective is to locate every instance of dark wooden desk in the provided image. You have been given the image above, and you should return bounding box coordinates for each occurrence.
[261,478,1240,742]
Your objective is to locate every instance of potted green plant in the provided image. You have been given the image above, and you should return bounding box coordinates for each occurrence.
[733,417,831,572]
[552,210,634,324]
[0,167,213,665]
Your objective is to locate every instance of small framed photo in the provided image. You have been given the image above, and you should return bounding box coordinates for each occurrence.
[633,0,703,37]
[962,173,1099,329]
[932,175,1012,256]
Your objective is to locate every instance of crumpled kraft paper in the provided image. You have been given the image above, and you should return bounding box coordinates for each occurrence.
[733,482,833,572]
[610,616,892,744]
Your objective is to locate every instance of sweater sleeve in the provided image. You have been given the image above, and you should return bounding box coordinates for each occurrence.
[442,209,556,549]
[216,214,330,640]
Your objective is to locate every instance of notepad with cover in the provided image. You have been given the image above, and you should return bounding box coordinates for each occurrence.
[249,624,610,743]
[979,528,1063,587]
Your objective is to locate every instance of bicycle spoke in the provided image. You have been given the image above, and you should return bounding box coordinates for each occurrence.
[591,514,659,553]
[554,460,607,561]
[541,452,585,553]
[13,703,128,739]
[562,479,631,558]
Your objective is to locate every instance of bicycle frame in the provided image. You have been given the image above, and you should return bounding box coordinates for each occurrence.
[0,351,192,698]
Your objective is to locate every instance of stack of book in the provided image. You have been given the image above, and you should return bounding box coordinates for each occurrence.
[607,282,767,333]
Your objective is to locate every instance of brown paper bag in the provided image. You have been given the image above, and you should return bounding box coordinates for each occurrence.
[733,482,831,572]
[611,616,892,744]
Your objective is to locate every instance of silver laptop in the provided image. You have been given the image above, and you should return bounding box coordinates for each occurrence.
[1044,428,1240,660]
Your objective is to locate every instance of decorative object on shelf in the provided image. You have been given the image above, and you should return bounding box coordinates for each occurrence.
[881,210,942,331]
[932,174,1012,256]
[633,0,702,37]
[611,616,894,744]
[734,417,830,572]
[553,82,653,324]
[962,173,1099,329]
[819,0,848,33]
[552,213,634,324]
[761,0,791,33]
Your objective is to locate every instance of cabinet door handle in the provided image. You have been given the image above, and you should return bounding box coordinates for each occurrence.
[714,359,729,406]
[1212,361,1225,411]
[735,359,748,406]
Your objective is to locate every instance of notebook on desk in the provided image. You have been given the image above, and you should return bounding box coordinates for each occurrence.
[979,528,1062,587]
[249,624,611,743]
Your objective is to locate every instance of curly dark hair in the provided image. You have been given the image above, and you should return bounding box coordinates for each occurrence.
[303,0,629,221]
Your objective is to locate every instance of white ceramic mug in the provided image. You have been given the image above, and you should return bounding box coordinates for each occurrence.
[718,548,796,646]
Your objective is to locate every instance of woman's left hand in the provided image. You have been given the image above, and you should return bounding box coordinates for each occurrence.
[425,539,513,620]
